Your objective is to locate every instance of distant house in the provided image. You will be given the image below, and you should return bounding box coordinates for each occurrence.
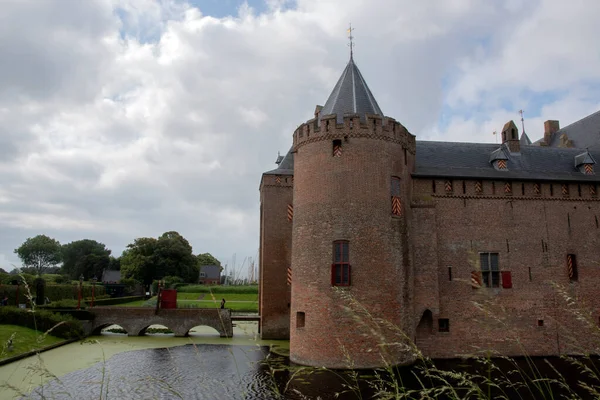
[101,270,121,284]
[198,265,220,284]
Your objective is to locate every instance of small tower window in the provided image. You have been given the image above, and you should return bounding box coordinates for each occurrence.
[296,312,305,328]
[438,319,449,332]
[504,182,512,194]
[591,184,597,197]
[534,183,541,195]
[584,164,594,175]
[287,204,293,222]
[496,159,507,170]
[567,254,578,282]
[331,241,350,286]
[333,139,342,157]
[562,184,569,196]
[391,177,402,216]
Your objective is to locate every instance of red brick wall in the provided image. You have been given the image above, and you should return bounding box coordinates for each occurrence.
[290,115,418,368]
[412,178,600,358]
[259,174,293,339]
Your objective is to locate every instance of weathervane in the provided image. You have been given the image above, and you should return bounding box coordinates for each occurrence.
[347,23,355,59]
[519,109,526,134]
[493,130,497,143]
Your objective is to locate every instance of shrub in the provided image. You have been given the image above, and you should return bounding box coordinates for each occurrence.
[0,307,84,339]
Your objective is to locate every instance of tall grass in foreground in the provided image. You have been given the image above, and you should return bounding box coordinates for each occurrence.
[5,274,600,399]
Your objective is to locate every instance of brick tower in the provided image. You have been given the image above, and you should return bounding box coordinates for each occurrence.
[289,55,417,368]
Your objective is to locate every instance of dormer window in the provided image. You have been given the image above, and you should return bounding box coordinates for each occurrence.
[575,151,596,175]
[490,147,509,171]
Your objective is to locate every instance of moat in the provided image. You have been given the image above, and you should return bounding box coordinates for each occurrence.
[1,324,599,399]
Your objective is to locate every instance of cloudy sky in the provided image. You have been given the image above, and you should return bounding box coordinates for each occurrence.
[1,0,599,273]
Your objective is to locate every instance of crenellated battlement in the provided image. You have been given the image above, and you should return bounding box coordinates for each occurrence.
[292,113,416,153]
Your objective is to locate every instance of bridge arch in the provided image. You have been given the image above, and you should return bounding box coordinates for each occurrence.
[90,307,233,338]
[186,324,222,337]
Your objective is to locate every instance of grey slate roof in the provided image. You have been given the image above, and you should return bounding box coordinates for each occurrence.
[199,265,220,280]
[101,270,121,283]
[547,110,600,148]
[414,141,600,182]
[263,147,294,175]
[319,57,384,124]
[520,132,532,146]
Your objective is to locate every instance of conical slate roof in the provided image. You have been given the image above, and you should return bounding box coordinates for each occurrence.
[319,57,383,123]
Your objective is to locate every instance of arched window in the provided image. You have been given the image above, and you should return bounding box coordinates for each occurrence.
[331,241,350,286]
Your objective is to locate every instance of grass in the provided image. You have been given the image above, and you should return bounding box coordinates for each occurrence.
[177,293,257,301]
[178,285,258,294]
[116,295,259,312]
[0,324,64,360]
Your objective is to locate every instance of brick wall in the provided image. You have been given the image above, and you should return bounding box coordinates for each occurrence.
[412,177,600,358]
[290,115,418,368]
[259,174,293,339]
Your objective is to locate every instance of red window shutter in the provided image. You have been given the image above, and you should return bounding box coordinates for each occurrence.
[471,270,482,288]
[348,264,351,286]
[501,271,512,288]
[331,264,335,286]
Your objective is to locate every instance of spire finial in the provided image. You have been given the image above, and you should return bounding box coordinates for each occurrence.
[347,23,354,60]
[519,109,526,134]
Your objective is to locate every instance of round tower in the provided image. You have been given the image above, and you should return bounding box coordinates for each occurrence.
[290,56,417,368]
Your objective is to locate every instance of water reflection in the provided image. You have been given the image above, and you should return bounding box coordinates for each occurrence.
[25,344,279,400]
[19,342,600,400]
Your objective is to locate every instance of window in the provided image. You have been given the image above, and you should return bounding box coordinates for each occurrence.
[538,319,544,327]
[331,241,350,286]
[562,184,569,196]
[567,254,578,282]
[445,180,453,193]
[296,312,305,328]
[448,266,452,281]
[391,177,402,216]
[438,318,449,332]
[504,182,512,194]
[200,272,206,278]
[475,181,483,194]
[480,253,500,288]
[534,183,541,195]
[333,139,342,157]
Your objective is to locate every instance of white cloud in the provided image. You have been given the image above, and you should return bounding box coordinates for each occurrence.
[1,0,599,271]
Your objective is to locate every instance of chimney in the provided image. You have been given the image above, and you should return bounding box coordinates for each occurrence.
[544,120,560,145]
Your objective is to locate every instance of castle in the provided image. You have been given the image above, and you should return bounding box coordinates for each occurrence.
[259,54,600,368]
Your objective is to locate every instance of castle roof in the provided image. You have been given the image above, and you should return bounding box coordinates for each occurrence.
[319,57,384,124]
[263,147,294,176]
[537,110,600,149]
[414,141,600,182]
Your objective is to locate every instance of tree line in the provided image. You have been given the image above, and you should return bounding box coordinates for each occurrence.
[11,231,221,284]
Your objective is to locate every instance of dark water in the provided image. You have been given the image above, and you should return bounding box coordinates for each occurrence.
[23,344,600,400]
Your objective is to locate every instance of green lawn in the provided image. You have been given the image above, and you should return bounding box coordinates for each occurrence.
[177,293,257,301]
[0,325,65,360]
[117,295,258,312]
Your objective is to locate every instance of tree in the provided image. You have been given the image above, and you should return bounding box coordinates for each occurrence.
[108,256,121,271]
[62,239,112,280]
[14,235,62,275]
[120,231,199,284]
[197,252,223,272]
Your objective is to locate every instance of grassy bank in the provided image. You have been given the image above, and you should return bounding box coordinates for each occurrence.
[0,325,64,360]
[117,292,258,312]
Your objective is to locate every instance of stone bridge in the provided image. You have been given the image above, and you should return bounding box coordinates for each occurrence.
[90,307,233,337]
